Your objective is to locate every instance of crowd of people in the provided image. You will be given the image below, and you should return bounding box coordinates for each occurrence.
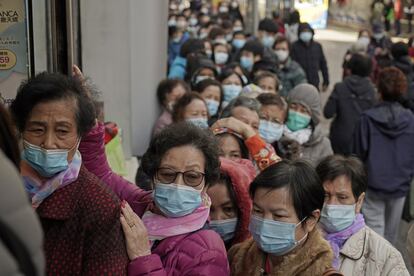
[1,0,414,275]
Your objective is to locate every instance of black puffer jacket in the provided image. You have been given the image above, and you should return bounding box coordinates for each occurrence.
[324,75,377,155]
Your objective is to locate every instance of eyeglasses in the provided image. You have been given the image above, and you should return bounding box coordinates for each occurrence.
[156,167,205,187]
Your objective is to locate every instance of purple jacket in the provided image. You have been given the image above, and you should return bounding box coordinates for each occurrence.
[79,122,152,217]
[129,229,230,276]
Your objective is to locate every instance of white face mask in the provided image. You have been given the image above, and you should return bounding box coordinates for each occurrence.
[275,49,289,62]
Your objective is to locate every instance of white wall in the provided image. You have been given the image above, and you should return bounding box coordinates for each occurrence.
[81,0,168,157]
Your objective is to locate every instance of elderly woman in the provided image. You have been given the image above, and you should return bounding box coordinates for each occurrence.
[10,72,129,275]
[316,155,409,275]
[228,160,337,275]
[120,122,229,275]
[213,96,280,171]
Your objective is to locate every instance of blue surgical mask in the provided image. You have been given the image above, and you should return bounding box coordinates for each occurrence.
[259,120,284,144]
[153,183,202,218]
[189,18,198,26]
[262,35,275,48]
[286,110,311,132]
[319,204,356,233]
[22,140,77,178]
[240,56,254,71]
[223,84,242,102]
[186,117,209,129]
[209,218,238,242]
[249,215,308,255]
[214,52,229,65]
[205,99,220,116]
[232,39,246,49]
[299,31,313,43]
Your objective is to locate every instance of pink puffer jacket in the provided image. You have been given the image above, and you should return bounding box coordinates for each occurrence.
[128,229,230,275]
[79,122,152,217]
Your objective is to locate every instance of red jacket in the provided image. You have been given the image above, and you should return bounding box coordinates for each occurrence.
[37,166,129,275]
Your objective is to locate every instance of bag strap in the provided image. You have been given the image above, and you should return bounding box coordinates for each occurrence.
[0,218,37,276]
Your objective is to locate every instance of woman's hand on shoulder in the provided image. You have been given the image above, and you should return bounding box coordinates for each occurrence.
[120,201,151,260]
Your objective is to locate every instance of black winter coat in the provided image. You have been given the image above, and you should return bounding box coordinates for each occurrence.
[324,75,377,155]
[291,40,329,89]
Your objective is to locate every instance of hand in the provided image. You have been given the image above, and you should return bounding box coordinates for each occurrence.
[322,84,329,92]
[72,65,92,98]
[120,201,151,260]
[211,117,256,139]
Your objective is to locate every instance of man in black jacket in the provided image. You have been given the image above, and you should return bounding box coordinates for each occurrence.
[291,23,329,91]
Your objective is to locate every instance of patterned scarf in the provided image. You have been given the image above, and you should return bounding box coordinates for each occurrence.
[21,151,82,208]
[142,193,211,244]
[324,214,366,269]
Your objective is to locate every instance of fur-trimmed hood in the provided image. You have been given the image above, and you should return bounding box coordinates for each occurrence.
[228,228,334,276]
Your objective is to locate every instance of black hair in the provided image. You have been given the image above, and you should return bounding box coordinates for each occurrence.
[156,79,190,107]
[316,155,367,200]
[251,59,278,77]
[241,40,264,58]
[0,104,20,168]
[209,27,226,40]
[250,160,325,221]
[256,93,287,112]
[258,18,279,34]
[216,132,249,159]
[10,72,95,137]
[141,122,220,185]
[194,78,223,104]
[218,67,244,84]
[180,38,205,58]
[391,42,409,59]
[172,92,207,122]
[289,10,300,25]
[348,53,372,77]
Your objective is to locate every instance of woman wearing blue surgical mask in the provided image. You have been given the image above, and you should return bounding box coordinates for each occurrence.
[10,72,130,274]
[285,84,333,165]
[228,160,337,275]
[194,79,223,122]
[219,68,244,107]
[257,93,302,161]
[123,122,230,275]
[207,157,255,249]
[172,92,209,129]
[316,155,409,275]
[213,43,230,71]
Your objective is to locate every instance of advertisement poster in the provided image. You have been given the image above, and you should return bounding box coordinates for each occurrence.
[295,0,329,29]
[0,0,29,106]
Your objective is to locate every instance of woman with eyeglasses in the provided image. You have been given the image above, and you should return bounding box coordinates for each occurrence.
[119,122,230,275]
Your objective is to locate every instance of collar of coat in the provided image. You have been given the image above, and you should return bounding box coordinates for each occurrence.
[228,228,334,276]
[36,166,87,220]
[340,226,367,260]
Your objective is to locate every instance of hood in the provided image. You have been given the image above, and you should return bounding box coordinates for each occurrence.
[393,56,413,76]
[344,75,375,97]
[219,157,255,245]
[298,22,314,35]
[304,124,326,146]
[365,102,413,138]
[288,84,321,125]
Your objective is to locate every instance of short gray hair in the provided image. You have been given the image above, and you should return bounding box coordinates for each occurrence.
[219,96,261,118]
